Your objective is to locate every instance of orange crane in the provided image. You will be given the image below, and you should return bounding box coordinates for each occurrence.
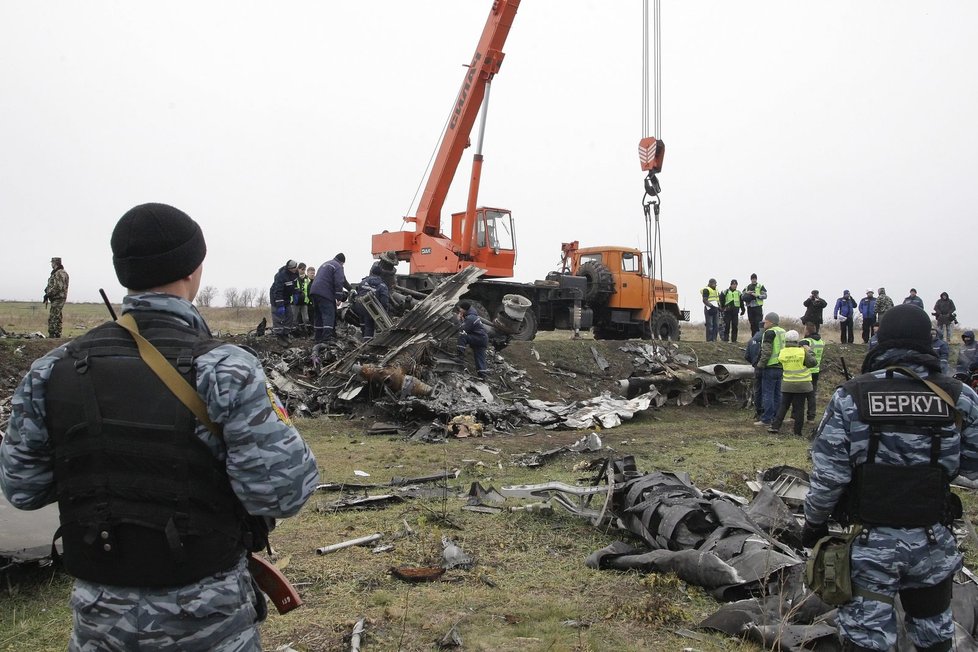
[371,0,519,281]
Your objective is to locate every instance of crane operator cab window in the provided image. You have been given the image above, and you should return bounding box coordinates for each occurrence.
[579,253,603,266]
[621,252,640,274]
[476,209,515,253]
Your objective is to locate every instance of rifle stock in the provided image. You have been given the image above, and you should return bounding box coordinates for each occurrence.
[248,553,303,614]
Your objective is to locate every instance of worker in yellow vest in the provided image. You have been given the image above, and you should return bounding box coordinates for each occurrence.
[753,312,786,426]
[702,278,720,342]
[742,273,767,336]
[768,330,816,436]
[719,279,746,343]
[801,322,826,424]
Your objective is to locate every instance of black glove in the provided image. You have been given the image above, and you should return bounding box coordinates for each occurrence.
[802,520,829,548]
[42,293,49,303]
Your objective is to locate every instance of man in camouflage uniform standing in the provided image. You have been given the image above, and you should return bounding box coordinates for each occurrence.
[43,256,69,338]
[874,286,894,322]
[1,203,319,652]
[803,304,978,652]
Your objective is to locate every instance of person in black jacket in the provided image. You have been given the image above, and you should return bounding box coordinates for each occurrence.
[802,289,827,328]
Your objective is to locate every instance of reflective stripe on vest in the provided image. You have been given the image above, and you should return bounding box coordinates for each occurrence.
[767,326,786,365]
[748,282,765,307]
[780,345,812,383]
[723,289,742,308]
[802,337,825,373]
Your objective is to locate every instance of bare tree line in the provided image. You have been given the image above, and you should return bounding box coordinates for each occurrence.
[195,286,268,309]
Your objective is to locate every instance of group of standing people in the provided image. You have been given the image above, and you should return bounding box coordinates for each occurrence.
[702,274,767,342]
[746,313,825,437]
[269,260,316,339]
[269,251,401,345]
[830,287,957,345]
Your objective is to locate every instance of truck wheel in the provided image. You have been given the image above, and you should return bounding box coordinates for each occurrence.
[650,311,681,341]
[509,308,538,341]
[576,261,615,305]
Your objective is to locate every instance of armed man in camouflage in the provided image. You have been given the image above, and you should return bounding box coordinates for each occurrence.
[803,304,978,652]
[43,256,69,337]
[1,203,319,652]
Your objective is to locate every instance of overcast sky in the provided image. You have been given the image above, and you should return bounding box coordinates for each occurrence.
[1,1,975,331]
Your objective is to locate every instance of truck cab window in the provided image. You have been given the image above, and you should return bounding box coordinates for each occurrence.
[621,253,640,273]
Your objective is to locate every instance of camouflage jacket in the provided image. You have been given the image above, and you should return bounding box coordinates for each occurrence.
[2,291,319,513]
[804,348,978,526]
[1,293,320,647]
[874,293,894,317]
[44,267,69,300]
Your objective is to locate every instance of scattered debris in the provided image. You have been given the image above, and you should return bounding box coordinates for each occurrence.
[349,617,366,652]
[315,533,383,555]
[512,432,604,468]
[590,346,610,372]
[448,414,483,438]
[390,566,446,583]
[437,622,464,649]
[441,537,473,570]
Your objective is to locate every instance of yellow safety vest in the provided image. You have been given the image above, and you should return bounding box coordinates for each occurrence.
[766,326,786,366]
[780,345,812,384]
[747,282,765,307]
[722,289,742,308]
[703,286,719,305]
[801,337,824,374]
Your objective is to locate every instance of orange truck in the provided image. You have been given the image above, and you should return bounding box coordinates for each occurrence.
[369,0,688,341]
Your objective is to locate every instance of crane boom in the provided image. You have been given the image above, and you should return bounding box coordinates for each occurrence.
[414,0,519,236]
[372,0,520,278]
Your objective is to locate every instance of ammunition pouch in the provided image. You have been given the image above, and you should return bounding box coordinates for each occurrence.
[806,526,894,607]
[805,528,859,606]
[851,463,952,528]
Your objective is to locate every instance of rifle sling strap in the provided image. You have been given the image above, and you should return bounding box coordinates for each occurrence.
[116,313,222,437]
[887,365,964,431]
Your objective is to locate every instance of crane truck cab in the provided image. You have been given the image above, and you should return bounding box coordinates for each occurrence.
[563,242,687,341]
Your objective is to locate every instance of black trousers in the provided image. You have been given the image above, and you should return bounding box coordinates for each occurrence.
[747,306,764,335]
[840,316,854,343]
[861,315,877,343]
[772,392,806,435]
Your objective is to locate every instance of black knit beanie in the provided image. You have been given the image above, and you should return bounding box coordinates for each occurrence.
[876,304,933,354]
[111,203,207,290]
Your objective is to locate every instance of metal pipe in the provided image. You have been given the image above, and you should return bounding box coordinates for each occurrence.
[316,533,382,555]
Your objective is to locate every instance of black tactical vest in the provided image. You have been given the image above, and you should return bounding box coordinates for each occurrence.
[45,312,247,587]
[841,368,963,527]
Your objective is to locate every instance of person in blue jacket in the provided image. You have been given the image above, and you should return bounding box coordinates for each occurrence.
[833,289,858,344]
[456,301,490,379]
[351,272,390,341]
[931,328,950,374]
[858,289,877,344]
[309,254,350,343]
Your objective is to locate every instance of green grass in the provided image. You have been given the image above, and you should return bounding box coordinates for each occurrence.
[3,314,977,650]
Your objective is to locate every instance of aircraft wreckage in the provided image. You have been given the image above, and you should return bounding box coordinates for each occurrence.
[253,268,754,433]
